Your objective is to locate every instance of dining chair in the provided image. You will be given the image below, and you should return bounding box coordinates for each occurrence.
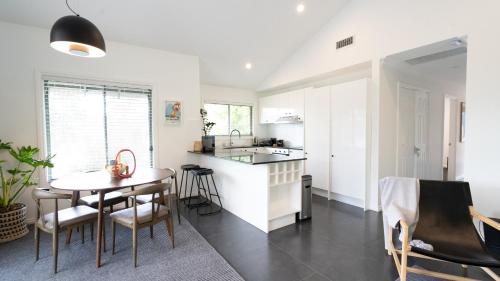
[388,180,500,281]
[64,177,129,245]
[110,183,174,267]
[132,168,181,225]
[78,190,129,213]
[32,188,98,273]
[65,190,126,248]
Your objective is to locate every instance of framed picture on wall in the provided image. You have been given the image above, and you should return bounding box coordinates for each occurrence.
[459,101,466,142]
[165,100,181,124]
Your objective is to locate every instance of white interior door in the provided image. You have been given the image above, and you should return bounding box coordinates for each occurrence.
[446,98,458,180]
[304,86,330,192]
[330,79,367,203]
[414,91,429,178]
[397,84,429,178]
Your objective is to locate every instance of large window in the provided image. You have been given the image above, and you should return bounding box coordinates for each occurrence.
[204,103,252,135]
[43,80,153,180]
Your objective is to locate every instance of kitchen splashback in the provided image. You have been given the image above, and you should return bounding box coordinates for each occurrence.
[261,123,304,148]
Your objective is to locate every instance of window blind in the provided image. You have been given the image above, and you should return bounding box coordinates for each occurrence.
[43,80,153,180]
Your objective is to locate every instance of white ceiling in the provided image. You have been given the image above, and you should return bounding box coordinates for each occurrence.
[0,0,350,89]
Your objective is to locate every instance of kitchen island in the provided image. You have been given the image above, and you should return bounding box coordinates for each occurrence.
[187,150,306,233]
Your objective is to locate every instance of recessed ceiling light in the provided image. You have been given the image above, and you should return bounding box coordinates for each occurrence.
[296,2,305,13]
[245,62,253,70]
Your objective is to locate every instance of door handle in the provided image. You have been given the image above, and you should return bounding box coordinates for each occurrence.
[414,146,421,156]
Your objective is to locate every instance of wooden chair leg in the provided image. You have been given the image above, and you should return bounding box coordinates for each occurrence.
[80,224,85,244]
[111,221,116,255]
[125,199,129,208]
[132,226,138,267]
[65,227,73,244]
[90,223,94,241]
[52,229,59,274]
[34,226,40,261]
[166,214,174,248]
[102,219,106,252]
[170,216,175,248]
[150,225,154,238]
[400,224,410,281]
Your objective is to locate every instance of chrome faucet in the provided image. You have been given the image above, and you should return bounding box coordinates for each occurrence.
[229,129,241,147]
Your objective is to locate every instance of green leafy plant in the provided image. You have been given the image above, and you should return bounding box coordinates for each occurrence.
[200,108,216,136]
[0,140,54,211]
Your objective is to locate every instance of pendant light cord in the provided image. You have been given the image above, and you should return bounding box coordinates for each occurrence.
[65,0,80,16]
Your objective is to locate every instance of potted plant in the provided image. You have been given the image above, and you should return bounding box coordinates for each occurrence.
[200,108,216,152]
[0,140,53,243]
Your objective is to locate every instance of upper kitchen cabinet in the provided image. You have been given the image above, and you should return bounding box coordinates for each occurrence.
[259,94,281,124]
[259,89,305,124]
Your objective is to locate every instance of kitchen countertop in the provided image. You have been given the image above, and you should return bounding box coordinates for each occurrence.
[187,151,307,165]
[222,145,304,150]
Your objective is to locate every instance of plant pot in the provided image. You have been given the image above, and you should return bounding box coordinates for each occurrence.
[0,203,29,243]
[202,136,215,152]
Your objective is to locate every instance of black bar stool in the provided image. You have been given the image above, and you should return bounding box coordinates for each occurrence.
[188,168,223,216]
[186,167,210,209]
[179,164,200,202]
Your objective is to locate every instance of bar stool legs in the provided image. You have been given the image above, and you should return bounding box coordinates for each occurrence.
[187,168,222,216]
[187,170,210,209]
[198,172,222,216]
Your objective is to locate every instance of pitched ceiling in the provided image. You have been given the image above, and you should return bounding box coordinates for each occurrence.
[0,0,350,89]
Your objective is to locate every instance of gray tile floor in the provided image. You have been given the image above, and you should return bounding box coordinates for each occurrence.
[180,195,497,281]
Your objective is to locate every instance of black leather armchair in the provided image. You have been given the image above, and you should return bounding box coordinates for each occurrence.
[388,180,500,281]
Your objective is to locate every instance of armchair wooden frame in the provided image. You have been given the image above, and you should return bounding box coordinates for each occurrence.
[111,182,174,267]
[388,206,500,281]
[33,188,98,273]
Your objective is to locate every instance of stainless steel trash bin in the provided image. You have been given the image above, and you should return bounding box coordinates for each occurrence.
[298,175,312,220]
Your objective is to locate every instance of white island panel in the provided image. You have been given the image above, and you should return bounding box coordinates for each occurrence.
[188,154,270,232]
[188,152,305,233]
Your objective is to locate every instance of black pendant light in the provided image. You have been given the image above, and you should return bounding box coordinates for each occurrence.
[50,0,106,58]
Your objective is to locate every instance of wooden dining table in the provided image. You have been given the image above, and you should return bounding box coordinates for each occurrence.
[50,167,179,268]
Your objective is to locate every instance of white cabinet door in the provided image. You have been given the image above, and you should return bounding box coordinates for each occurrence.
[288,89,305,120]
[330,79,367,202]
[259,89,305,123]
[259,95,280,124]
[304,86,331,191]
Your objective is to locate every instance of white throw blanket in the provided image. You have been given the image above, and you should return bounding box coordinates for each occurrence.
[379,177,420,249]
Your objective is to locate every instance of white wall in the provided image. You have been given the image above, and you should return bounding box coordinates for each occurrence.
[0,21,201,221]
[201,84,257,105]
[260,0,500,217]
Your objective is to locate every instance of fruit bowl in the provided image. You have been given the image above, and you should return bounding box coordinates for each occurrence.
[105,163,128,178]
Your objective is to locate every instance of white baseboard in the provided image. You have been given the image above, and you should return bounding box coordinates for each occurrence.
[312,187,365,209]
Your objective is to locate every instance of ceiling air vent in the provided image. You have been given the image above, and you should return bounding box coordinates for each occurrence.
[405,47,467,65]
[336,36,354,49]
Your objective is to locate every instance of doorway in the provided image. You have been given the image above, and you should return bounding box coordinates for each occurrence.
[442,96,465,181]
[383,37,467,180]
